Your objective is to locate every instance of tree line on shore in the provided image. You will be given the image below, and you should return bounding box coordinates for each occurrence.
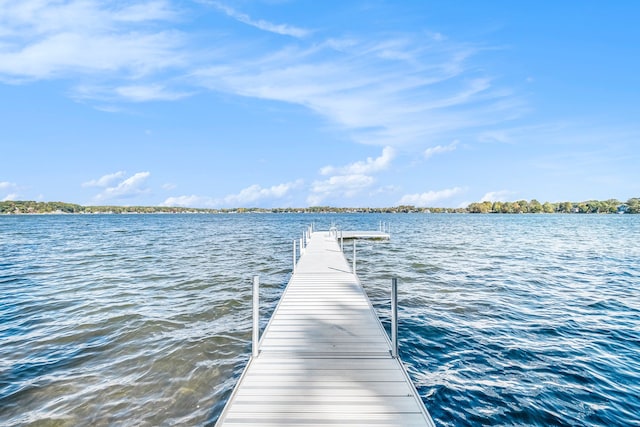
[467,198,639,214]
[1,198,639,215]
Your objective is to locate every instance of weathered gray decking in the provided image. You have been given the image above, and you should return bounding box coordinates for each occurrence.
[216,231,434,427]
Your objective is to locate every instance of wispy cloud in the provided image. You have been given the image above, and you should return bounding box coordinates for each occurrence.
[0,181,17,190]
[1,181,19,201]
[2,0,178,33]
[89,171,151,201]
[0,0,187,103]
[0,1,313,106]
[398,187,465,206]
[222,180,303,206]
[424,140,458,159]
[194,35,521,148]
[480,190,514,202]
[82,171,126,187]
[1,0,521,146]
[307,175,376,206]
[114,84,191,102]
[320,147,394,176]
[206,1,310,38]
[162,194,211,207]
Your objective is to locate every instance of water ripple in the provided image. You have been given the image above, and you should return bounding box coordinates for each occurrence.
[1,214,639,426]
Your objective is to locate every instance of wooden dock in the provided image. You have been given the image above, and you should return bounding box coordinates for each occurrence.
[216,230,435,427]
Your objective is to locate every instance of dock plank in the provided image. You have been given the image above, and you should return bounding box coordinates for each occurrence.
[216,231,434,427]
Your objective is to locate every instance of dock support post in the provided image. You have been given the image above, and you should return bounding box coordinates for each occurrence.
[293,240,297,273]
[391,277,398,358]
[352,239,356,273]
[252,275,260,358]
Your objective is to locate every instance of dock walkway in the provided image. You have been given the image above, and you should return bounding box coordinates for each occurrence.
[216,230,434,427]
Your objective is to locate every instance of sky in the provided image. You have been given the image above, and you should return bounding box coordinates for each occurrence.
[1,0,639,208]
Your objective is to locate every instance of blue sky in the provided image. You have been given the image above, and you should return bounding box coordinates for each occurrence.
[1,0,638,208]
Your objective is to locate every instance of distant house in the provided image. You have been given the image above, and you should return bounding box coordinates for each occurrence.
[617,204,629,214]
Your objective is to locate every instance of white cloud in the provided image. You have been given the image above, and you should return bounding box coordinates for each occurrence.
[1,27,185,82]
[0,0,176,35]
[398,187,464,206]
[1,0,521,146]
[320,147,395,176]
[0,0,186,99]
[308,174,375,206]
[162,183,177,191]
[478,130,513,144]
[194,35,521,148]
[113,1,177,23]
[73,81,191,104]
[480,190,514,202]
[424,140,458,159]
[0,0,524,156]
[82,171,126,187]
[93,171,151,201]
[309,148,394,205]
[369,184,401,196]
[1,182,19,201]
[114,84,191,102]
[162,195,212,207]
[207,1,310,38]
[162,180,303,208]
[223,180,303,206]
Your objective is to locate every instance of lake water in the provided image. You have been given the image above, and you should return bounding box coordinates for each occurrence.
[1,214,639,426]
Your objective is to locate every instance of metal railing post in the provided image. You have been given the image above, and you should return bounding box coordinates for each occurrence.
[340,230,343,251]
[252,275,260,358]
[391,277,398,358]
[293,239,297,273]
[352,239,356,273]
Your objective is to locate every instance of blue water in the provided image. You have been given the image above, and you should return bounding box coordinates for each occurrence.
[1,214,639,426]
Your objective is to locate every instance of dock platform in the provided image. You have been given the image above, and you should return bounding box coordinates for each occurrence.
[216,230,434,427]
[339,230,390,240]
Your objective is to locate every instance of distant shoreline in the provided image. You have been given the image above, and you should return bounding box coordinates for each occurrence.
[1,199,638,214]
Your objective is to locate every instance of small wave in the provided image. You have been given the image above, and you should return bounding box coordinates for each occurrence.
[1,214,639,426]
